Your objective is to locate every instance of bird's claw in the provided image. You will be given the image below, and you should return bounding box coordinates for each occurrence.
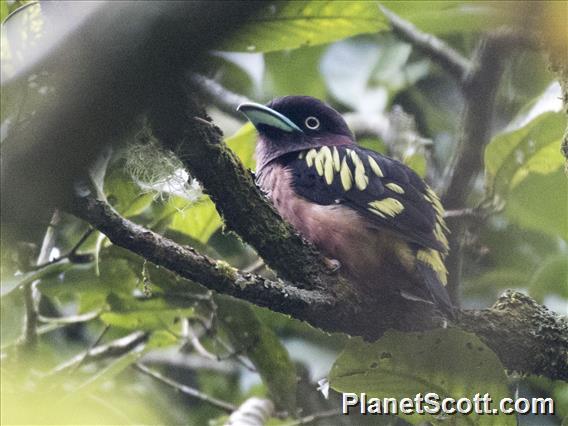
[324,257,341,273]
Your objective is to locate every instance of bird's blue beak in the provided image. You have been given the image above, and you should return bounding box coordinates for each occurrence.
[237,102,303,133]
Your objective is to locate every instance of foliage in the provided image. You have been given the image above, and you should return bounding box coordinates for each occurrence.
[330,329,513,425]
[1,1,566,425]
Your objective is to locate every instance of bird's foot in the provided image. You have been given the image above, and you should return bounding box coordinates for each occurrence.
[323,257,341,273]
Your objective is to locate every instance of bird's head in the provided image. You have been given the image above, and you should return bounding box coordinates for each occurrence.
[237,96,355,169]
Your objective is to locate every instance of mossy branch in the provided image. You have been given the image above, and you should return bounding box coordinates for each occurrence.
[71,193,568,380]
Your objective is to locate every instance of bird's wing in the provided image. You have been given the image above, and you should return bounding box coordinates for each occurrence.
[286,145,449,253]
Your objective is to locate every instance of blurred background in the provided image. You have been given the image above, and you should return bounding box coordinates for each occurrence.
[1,1,566,425]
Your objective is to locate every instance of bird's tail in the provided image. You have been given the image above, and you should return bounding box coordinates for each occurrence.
[416,262,455,319]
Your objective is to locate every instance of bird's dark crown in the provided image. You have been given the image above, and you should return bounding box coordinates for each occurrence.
[239,96,355,169]
[266,96,353,139]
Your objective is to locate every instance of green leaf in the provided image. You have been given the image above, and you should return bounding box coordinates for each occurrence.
[38,258,138,304]
[225,122,257,169]
[382,1,517,35]
[264,45,327,99]
[505,169,568,241]
[168,196,223,244]
[224,1,387,53]
[104,162,154,217]
[485,112,564,197]
[101,293,195,331]
[403,152,427,178]
[217,297,297,413]
[330,329,512,425]
[1,2,10,23]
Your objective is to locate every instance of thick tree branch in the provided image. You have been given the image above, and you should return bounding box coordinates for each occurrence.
[70,193,345,332]
[70,194,568,380]
[458,292,568,381]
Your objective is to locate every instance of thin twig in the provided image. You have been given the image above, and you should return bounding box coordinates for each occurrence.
[32,227,95,270]
[133,362,238,413]
[38,309,102,325]
[188,73,252,120]
[50,329,148,375]
[189,316,257,372]
[22,210,61,349]
[67,325,111,374]
[282,409,341,426]
[380,5,471,82]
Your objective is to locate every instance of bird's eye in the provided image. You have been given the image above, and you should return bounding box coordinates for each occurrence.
[304,116,320,130]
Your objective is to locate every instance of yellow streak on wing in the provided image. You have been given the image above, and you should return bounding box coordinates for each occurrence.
[340,157,353,191]
[367,156,384,177]
[305,149,317,167]
[367,207,386,218]
[368,198,404,217]
[425,186,450,237]
[354,166,369,190]
[434,223,449,251]
[426,187,445,216]
[332,147,341,172]
[417,249,448,285]
[314,151,324,176]
[348,151,368,190]
[385,182,405,194]
[320,148,334,185]
[349,150,363,168]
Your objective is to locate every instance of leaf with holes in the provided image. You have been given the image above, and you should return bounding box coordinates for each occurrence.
[330,328,513,425]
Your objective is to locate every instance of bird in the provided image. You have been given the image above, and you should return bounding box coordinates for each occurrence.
[237,96,453,316]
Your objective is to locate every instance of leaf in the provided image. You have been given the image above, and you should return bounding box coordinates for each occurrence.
[101,293,195,331]
[485,112,564,197]
[104,162,154,217]
[38,258,138,303]
[264,45,327,99]
[217,297,297,413]
[224,1,387,53]
[403,152,427,178]
[382,1,518,35]
[168,196,223,244]
[330,328,513,425]
[505,169,568,241]
[225,122,257,169]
